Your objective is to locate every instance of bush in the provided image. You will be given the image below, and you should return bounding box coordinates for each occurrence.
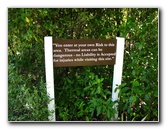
[8,8,158,121]
[8,64,49,121]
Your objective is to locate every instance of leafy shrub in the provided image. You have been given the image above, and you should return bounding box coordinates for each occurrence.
[55,66,116,121]
[8,8,158,121]
[8,64,49,121]
[117,8,158,121]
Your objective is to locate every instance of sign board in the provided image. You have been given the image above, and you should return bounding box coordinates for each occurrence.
[44,36,125,121]
[53,39,117,67]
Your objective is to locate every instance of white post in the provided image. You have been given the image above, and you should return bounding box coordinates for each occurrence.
[112,37,125,120]
[44,36,55,121]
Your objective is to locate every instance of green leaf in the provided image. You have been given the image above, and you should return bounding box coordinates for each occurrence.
[97,106,102,116]
[100,78,104,82]
[132,96,137,102]
[105,90,111,95]
[83,85,91,91]
[129,96,137,103]
[138,43,143,50]
[114,87,119,93]
[86,116,89,121]
[133,88,141,94]
[145,94,150,101]
[120,83,127,88]
[106,110,111,119]
[154,90,158,97]
[96,85,102,94]
[133,81,139,86]
[89,108,95,117]
[121,87,130,93]
[95,75,98,80]
[132,70,136,76]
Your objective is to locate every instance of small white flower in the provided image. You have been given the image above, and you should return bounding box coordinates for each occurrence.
[16,51,20,55]
[139,101,147,108]
[25,103,33,109]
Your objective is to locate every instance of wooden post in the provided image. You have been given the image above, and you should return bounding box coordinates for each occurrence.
[112,37,125,120]
[44,36,55,121]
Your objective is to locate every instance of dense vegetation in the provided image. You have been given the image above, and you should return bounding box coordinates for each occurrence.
[8,8,158,121]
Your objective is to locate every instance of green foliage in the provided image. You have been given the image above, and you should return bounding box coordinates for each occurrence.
[8,64,49,121]
[8,8,158,121]
[55,66,115,121]
[117,8,158,121]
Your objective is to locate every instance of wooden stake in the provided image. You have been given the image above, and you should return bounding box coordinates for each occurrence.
[44,36,55,121]
[112,37,125,120]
